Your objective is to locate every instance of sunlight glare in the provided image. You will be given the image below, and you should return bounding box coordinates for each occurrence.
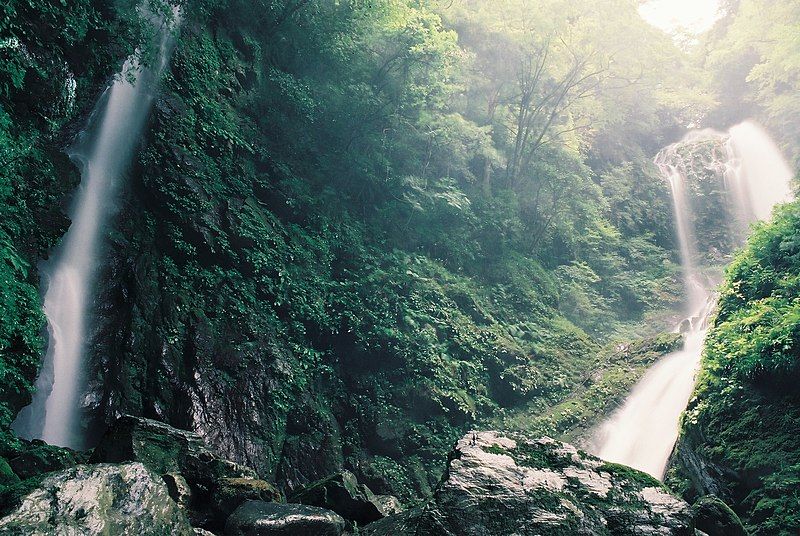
[639,0,722,34]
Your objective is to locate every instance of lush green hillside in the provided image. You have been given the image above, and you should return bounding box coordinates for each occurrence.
[0,0,697,499]
[670,201,800,535]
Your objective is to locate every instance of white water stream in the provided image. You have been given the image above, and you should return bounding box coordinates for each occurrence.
[12,20,176,449]
[592,120,794,479]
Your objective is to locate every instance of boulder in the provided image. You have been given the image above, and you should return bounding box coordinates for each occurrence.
[90,415,256,483]
[691,495,746,536]
[289,470,401,524]
[365,431,695,536]
[211,477,282,522]
[90,415,273,527]
[7,443,77,480]
[0,458,19,487]
[0,462,194,535]
[224,500,345,536]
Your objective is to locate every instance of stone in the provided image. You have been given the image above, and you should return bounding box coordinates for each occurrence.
[691,495,746,536]
[365,431,695,536]
[224,500,345,536]
[90,415,256,483]
[289,470,401,524]
[90,415,262,527]
[7,443,77,480]
[211,477,282,522]
[0,458,20,487]
[0,462,193,535]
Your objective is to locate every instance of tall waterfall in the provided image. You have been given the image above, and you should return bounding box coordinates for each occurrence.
[591,120,794,479]
[13,21,176,449]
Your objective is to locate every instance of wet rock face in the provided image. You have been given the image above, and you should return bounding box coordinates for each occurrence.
[90,414,256,481]
[667,426,740,504]
[366,431,695,536]
[225,500,345,536]
[289,470,402,525]
[0,463,194,535]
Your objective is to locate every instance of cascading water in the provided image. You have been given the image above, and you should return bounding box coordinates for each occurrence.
[591,120,794,479]
[12,18,176,449]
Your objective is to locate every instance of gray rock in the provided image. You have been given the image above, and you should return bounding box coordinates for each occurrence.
[366,431,695,536]
[289,470,401,524]
[0,462,193,535]
[668,426,740,503]
[225,500,345,536]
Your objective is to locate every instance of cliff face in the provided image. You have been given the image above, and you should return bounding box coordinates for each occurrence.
[72,5,605,499]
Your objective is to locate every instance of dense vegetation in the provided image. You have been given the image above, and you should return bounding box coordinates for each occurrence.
[702,0,800,162]
[671,203,800,535]
[1,0,799,529]
[0,0,697,498]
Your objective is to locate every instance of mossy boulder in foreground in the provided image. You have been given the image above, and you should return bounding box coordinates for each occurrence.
[90,415,280,529]
[0,463,195,535]
[366,431,695,536]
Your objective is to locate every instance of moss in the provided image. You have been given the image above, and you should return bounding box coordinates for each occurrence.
[597,462,665,490]
[0,457,20,487]
[0,474,46,517]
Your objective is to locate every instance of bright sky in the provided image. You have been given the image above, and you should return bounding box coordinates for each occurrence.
[638,0,723,34]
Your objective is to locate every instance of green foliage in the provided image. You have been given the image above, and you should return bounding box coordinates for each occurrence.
[0,0,696,503]
[677,201,800,534]
[497,333,682,443]
[703,0,800,162]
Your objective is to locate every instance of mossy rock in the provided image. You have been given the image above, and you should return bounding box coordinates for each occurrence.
[7,442,77,480]
[366,431,695,536]
[0,458,20,487]
[692,495,746,536]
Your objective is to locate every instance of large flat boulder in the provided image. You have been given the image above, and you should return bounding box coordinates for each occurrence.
[224,500,345,536]
[0,462,193,535]
[366,431,695,536]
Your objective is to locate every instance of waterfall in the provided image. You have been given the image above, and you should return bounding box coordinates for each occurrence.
[12,18,177,449]
[591,120,794,479]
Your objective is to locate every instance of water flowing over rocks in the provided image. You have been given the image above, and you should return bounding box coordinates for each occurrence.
[366,431,695,536]
[0,462,194,535]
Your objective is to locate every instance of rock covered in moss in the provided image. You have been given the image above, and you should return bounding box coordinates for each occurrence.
[366,431,694,536]
[224,500,345,536]
[211,477,282,524]
[692,495,746,536]
[289,470,401,524]
[90,415,277,528]
[0,458,19,487]
[7,442,78,480]
[0,462,193,535]
[90,415,255,481]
